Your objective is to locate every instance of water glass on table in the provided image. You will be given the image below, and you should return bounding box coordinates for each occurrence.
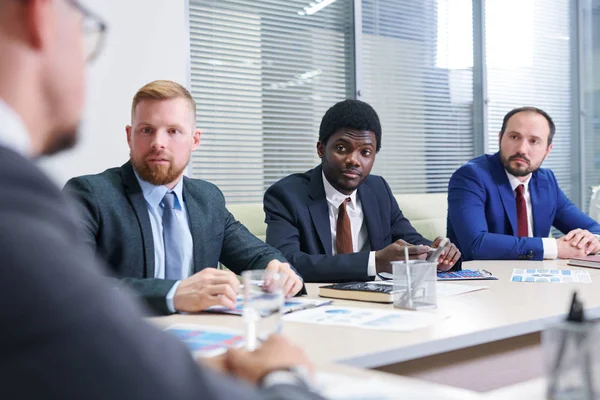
[242,269,286,351]
[391,260,437,310]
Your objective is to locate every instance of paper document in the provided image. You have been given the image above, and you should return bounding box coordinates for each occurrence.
[206,297,332,316]
[373,281,488,297]
[436,282,488,297]
[164,324,244,357]
[282,305,445,331]
[510,268,592,283]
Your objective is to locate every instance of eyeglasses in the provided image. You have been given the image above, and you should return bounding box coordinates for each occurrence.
[65,0,107,62]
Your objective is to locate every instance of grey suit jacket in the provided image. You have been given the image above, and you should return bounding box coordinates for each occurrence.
[0,145,323,400]
[63,161,288,314]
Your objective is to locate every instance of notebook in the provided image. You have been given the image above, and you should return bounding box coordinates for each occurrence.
[567,255,600,270]
[318,282,397,303]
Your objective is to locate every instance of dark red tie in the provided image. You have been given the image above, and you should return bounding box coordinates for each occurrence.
[336,198,353,254]
[515,184,528,237]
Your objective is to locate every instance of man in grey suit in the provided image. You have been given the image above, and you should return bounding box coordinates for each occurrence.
[64,80,304,315]
[0,1,322,399]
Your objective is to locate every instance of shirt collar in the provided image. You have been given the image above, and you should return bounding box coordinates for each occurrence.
[0,99,31,157]
[134,169,185,211]
[505,170,532,193]
[322,171,358,209]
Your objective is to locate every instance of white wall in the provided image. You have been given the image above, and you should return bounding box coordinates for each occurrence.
[39,0,190,185]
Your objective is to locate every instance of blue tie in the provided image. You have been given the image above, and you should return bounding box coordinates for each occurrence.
[162,192,183,280]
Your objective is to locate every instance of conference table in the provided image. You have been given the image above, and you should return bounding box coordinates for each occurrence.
[150,260,600,398]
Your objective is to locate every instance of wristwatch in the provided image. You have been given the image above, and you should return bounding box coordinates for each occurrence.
[260,365,314,390]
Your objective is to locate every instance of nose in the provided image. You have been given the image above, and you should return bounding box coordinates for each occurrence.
[516,139,529,155]
[345,150,360,168]
[150,130,169,150]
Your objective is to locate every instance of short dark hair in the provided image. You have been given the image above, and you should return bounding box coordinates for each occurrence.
[500,106,555,146]
[319,99,382,152]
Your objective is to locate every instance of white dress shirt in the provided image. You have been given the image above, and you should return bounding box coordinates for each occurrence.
[0,99,31,157]
[505,171,558,259]
[322,173,378,276]
[135,171,195,312]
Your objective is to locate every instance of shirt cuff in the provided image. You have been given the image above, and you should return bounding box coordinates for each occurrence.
[542,238,558,260]
[166,280,181,313]
[367,251,379,279]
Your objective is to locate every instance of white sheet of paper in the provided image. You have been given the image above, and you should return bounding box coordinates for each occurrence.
[369,281,488,297]
[436,282,488,297]
[282,305,445,331]
[510,268,592,283]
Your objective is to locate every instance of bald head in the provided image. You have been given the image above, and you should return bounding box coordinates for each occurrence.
[0,0,89,156]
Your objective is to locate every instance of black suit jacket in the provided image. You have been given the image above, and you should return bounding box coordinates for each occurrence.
[264,165,432,282]
[0,146,322,400]
[64,161,287,314]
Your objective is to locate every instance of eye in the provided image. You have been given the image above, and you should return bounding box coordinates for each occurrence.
[141,127,153,134]
[362,149,372,156]
[168,128,181,135]
[510,134,518,140]
[335,145,346,152]
[531,138,540,145]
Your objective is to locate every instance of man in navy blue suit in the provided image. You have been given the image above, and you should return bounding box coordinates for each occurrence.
[264,99,461,282]
[447,106,600,261]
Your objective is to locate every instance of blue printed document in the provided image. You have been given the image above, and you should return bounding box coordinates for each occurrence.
[164,324,244,357]
[510,268,592,283]
[206,297,332,316]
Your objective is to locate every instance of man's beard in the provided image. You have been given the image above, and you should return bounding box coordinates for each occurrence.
[40,127,79,156]
[131,151,187,186]
[500,151,543,177]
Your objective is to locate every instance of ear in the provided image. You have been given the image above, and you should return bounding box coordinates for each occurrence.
[316,141,324,159]
[545,142,553,158]
[191,128,201,151]
[125,125,132,147]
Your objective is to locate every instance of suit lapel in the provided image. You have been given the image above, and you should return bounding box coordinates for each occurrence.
[307,166,333,256]
[358,181,383,250]
[489,153,518,235]
[121,162,155,278]
[529,171,550,236]
[182,178,208,272]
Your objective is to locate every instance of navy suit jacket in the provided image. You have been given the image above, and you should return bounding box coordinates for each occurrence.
[447,152,600,261]
[0,146,322,400]
[264,165,432,282]
[64,161,287,314]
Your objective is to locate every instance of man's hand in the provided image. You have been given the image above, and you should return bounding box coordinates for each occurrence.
[265,260,304,297]
[198,354,227,374]
[375,240,430,274]
[225,335,313,385]
[173,268,240,312]
[431,237,461,271]
[557,235,597,259]
[562,229,600,255]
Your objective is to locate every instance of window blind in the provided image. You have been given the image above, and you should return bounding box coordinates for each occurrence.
[360,0,474,194]
[188,0,354,203]
[485,0,574,198]
[583,1,600,212]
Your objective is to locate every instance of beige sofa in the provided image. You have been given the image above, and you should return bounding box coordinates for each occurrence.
[227,193,448,243]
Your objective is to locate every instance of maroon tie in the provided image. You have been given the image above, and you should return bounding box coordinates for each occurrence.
[515,184,528,237]
[336,198,353,254]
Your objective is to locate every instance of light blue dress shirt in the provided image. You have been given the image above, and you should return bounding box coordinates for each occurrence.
[134,171,194,313]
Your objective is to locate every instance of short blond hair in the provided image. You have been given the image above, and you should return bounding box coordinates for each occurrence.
[131,80,196,120]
